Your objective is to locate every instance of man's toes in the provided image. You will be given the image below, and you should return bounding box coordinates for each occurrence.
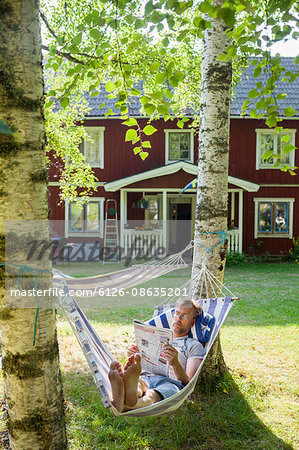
[135,353,141,364]
[110,361,118,370]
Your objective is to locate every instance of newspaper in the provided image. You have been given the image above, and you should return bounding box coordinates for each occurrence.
[134,320,173,377]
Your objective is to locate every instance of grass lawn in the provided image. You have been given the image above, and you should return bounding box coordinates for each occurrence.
[1,262,298,449]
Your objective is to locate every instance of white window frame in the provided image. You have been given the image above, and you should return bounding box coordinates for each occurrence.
[254,197,295,239]
[65,197,105,237]
[80,126,105,168]
[255,128,296,170]
[164,129,194,164]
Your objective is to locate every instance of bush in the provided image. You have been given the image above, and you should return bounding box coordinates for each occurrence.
[226,252,248,266]
[288,236,299,264]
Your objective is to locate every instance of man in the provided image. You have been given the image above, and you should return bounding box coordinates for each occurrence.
[108,298,205,412]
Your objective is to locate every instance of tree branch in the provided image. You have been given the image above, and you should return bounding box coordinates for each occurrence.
[39,10,60,41]
[41,45,84,64]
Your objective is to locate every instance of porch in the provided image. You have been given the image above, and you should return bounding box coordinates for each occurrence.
[104,161,260,258]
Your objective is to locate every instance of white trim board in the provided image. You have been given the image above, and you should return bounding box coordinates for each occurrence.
[104,161,260,192]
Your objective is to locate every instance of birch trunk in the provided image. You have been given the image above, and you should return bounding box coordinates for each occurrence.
[0,1,67,448]
[192,0,232,388]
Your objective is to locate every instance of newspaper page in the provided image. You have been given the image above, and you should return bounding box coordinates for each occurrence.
[134,320,173,377]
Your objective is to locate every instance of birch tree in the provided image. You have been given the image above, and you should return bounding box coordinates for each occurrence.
[189,0,232,385]
[0,1,67,448]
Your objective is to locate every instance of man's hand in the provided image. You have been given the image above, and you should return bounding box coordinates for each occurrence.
[127,344,139,358]
[163,345,179,367]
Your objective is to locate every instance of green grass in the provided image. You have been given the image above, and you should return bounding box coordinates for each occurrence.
[1,262,298,449]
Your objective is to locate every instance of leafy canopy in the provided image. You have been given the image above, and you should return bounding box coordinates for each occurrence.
[40,0,299,196]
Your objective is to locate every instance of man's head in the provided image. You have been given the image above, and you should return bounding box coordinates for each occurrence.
[172,298,202,337]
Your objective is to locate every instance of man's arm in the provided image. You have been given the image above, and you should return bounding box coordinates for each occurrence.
[163,345,203,385]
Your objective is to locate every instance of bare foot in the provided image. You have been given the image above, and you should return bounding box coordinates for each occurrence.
[123,353,142,407]
[108,361,124,412]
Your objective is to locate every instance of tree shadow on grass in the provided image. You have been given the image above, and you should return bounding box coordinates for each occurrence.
[62,370,293,450]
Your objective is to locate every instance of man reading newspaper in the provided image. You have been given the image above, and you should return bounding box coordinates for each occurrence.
[108,298,205,412]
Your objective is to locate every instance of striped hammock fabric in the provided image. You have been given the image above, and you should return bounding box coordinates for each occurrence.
[57,281,236,417]
[53,245,190,295]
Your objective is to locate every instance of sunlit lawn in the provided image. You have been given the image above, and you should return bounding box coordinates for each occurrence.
[0,262,298,449]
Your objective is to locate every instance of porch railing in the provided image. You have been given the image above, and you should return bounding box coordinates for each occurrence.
[121,228,241,257]
[227,229,241,253]
[122,229,164,258]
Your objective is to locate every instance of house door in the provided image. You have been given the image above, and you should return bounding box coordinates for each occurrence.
[169,199,192,253]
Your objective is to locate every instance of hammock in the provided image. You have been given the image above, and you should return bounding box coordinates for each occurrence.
[55,259,238,417]
[52,244,190,294]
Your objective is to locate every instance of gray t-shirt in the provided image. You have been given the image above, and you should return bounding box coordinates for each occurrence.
[168,336,205,380]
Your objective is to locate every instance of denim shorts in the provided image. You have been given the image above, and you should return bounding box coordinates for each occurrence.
[141,373,184,399]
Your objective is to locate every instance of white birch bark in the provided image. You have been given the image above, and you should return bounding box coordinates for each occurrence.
[0,1,67,448]
[191,0,232,382]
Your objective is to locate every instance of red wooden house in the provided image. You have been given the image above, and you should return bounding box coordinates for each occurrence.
[48,58,299,258]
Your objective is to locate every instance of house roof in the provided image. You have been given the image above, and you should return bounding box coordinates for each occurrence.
[231,57,299,117]
[85,57,299,118]
[104,161,260,192]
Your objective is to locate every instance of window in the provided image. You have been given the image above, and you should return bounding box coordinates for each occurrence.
[256,129,296,169]
[165,130,194,164]
[66,198,104,237]
[79,127,105,168]
[254,198,294,238]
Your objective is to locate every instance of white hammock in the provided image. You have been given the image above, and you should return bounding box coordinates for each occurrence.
[53,244,190,294]
[55,259,238,417]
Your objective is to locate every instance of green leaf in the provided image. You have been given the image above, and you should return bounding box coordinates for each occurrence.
[170,76,179,87]
[125,129,138,142]
[173,71,184,81]
[250,109,258,118]
[217,8,235,28]
[49,46,57,56]
[277,93,287,100]
[142,141,151,148]
[282,144,296,154]
[150,62,160,71]
[281,134,290,143]
[156,73,166,83]
[122,118,138,126]
[218,53,228,61]
[248,89,259,99]
[144,103,156,115]
[105,81,115,92]
[60,97,70,109]
[262,150,273,160]
[133,147,141,154]
[143,125,157,136]
[254,66,262,78]
[284,107,296,117]
[177,120,184,129]
[140,151,149,160]
[73,32,83,45]
[90,28,102,40]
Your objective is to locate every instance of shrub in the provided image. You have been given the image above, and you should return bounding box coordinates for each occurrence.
[226,252,248,266]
